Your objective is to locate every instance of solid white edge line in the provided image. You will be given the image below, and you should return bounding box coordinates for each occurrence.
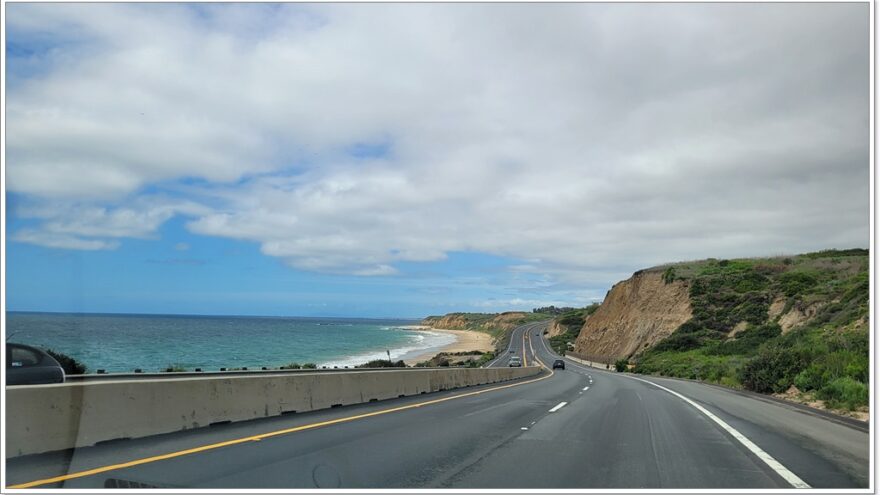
[626,375,811,489]
[549,401,568,413]
[543,333,811,489]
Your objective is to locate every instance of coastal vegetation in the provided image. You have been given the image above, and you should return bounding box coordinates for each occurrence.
[356,359,407,368]
[45,349,87,375]
[280,362,318,370]
[532,305,579,315]
[547,304,600,355]
[631,249,869,411]
[413,350,495,368]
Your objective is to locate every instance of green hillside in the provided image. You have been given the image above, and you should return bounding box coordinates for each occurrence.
[547,304,600,355]
[632,249,869,411]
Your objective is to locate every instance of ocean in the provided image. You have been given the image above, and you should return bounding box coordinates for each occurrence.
[5,312,454,373]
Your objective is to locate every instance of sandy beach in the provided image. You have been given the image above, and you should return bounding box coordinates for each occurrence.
[401,326,496,365]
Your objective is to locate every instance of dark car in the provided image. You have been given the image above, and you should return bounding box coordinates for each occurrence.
[552,359,565,370]
[6,343,65,385]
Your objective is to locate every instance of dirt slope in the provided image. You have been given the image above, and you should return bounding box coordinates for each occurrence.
[572,270,692,360]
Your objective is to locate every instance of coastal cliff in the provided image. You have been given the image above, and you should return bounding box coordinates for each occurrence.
[572,270,692,360]
[421,312,545,336]
[570,249,868,416]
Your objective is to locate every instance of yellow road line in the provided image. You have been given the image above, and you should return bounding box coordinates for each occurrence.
[522,329,528,367]
[9,367,555,489]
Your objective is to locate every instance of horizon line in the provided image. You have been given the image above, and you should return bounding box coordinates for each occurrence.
[5,309,426,321]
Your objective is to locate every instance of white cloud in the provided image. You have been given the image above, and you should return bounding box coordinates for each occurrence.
[6,3,869,295]
[12,230,120,251]
[12,196,210,247]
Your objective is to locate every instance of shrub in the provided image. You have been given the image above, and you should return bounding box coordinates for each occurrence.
[302,363,317,369]
[557,311,585,327]
[777,271,818,297]
[708,324,781,356]
[280,362,302,369]
[655,333,701,352]
[817,377,868,410]
[662,267,676,284]
[738,345,809,393]
[650,323,720,353]
[45,349,87,375]
[356,359,406,368]
[474,352,496,367]
[802,248,868,259]
[164,365,186,372]
[614,359,628,372]
[733,272,770,293]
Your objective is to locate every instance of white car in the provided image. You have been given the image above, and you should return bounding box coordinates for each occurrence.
[508,356,522,367]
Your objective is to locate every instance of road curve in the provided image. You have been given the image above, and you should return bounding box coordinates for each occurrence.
[6,321,869,489]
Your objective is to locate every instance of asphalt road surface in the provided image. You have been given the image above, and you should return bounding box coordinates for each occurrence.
[7,322,869,489]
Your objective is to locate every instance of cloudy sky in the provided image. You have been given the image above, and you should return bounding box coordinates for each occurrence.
[5,3,869,317]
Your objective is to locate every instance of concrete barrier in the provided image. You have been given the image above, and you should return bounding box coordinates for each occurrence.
[565,354,612,370]
[566,350,616,368]
[6,366,541,458]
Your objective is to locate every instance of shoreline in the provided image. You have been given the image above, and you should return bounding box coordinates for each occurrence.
[399,326,496,365]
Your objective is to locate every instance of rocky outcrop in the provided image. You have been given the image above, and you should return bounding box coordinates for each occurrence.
[572,270,692,360]
[778,301,826,333]
[768,296,787,320]
[546,319,568,337]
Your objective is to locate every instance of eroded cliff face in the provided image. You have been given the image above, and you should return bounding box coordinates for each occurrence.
[572,271,692,360]
[421,314,472,329]
[546,320,568,337]
[421,312,533,334]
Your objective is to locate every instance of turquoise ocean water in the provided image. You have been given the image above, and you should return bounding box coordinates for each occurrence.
[5,312,454,373]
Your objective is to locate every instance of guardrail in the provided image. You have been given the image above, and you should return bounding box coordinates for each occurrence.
[6,366,542,458]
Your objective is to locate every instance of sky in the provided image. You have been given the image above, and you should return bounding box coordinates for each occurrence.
[4,3,870,318]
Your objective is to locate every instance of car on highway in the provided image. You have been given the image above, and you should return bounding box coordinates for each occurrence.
[508,356,522,367]
[6,343,65,385]
[552,359,565,370]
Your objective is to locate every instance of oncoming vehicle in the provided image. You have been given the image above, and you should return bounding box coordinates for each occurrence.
[6,343,65,385]
[552,359,565,370]
[508,356,522,367]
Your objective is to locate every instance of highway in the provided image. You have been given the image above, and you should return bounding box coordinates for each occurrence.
[6,322,869,489]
